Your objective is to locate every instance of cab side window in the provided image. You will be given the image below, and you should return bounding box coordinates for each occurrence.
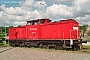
[40,20,44,24]
[27,22,30,25]
[34,21,38,25]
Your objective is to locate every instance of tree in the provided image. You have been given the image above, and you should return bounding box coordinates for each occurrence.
[0,26,13,37]
[80,24,88,32]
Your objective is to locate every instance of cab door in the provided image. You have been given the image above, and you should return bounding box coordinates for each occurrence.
[71,30,78,39]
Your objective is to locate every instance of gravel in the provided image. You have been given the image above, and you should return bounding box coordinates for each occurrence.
[0,47,90,60]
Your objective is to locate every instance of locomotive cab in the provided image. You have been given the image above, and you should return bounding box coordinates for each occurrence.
[26,20,39,25]
[39,19,51,24]
[26,18,51,25]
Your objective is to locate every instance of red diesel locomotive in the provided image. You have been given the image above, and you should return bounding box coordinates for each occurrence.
[8,18,84,50]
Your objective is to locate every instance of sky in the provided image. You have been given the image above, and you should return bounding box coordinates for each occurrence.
[0,0,90,26]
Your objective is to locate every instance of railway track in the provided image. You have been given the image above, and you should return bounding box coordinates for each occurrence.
[0,47,14,53]
[82,42,90,46]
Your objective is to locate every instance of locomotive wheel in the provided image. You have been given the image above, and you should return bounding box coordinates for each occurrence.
[9,43,13,47]
[59,45,64,50]
[19,43,25,47]
[54,44,59,50]
[42,45,48,48]
[39,43,48,49]
[9,42,15,47]
[54,44,63,50]
[12,43,16,47]
[24,42,30,47]
[39,43,43,48]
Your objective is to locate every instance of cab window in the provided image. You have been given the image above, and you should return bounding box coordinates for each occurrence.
[34,21,38,25]
[40,20,45,24]
[27,22,30,25]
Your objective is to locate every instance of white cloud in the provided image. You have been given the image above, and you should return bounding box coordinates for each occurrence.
[47,4,72,18]
[34,0,47,11]
[45,0,75,4]
[20,0,34,7]
[72,0,90,17]
[0,0,90,26]
[71,0,90,25]
[46,0,90,25]
[75,15,90,25]
[0,5,31,15]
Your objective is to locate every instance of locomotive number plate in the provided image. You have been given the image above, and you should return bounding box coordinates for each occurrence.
[30,28,37,30]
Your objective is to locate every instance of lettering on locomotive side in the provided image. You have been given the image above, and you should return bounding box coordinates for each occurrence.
[32,32,36,33]
[30,28,37,30]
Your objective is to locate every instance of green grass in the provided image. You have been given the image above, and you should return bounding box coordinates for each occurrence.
[79,45,90,53]
[0,41,10,47]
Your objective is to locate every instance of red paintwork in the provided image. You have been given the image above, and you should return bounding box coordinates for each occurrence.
[40,19,80,40]
[9,27,26,40]
[9,19,80,41]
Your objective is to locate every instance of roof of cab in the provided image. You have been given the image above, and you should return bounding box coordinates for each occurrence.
[60,19,77,23]
[27,18,51,22]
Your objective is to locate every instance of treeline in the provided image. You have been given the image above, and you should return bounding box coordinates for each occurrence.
[80,24,90,36]
[0,26,13,37]
[80,24,88,32]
